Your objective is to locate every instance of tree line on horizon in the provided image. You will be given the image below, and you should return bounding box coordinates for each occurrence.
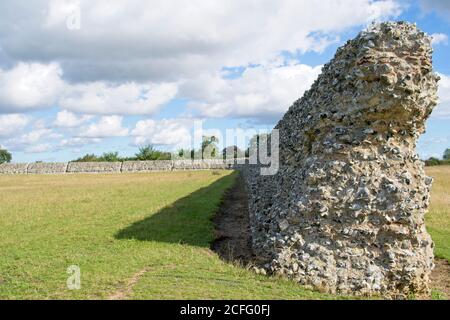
[0,134,263,164]
[424,148,450,166]
[71,134,274,162]
[72,135,249,162]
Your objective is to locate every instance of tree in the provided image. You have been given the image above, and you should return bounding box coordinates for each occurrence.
[135,145,171,161]
[157,152,172,160]
[0,148,12,164]
[201,135,219,159]
[247,133,271,159]
[444,149,450,160]
[425,157,440,166]
[222,145,244,159]
[73,154,99,162]
[99,152,120,162]
[177,148,195,160]
[135,145,158,160]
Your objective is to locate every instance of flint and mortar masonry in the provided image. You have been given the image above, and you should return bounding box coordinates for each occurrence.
[242,22,438,297]
[0,159,247,174]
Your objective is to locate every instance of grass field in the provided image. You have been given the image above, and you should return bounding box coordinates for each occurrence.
[0,167,448,300]
[0,171,334,300]
[425,166,450,263]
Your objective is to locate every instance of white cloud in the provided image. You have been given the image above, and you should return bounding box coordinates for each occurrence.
[4,127,62,154]
[0,62,177,115]
[433,73,450,119]
[0,114,30,137]
[0,1,410,157]
[60,82,177,115]
[54,110,93,128]
[0,1,402,83]
[0,1,403,122]
[131,118,194,148]
[183,62,322,120]
[33,118,50,130]
[0,59,321,122]
[0,63,64,112]
[431,33,448,46]
[79,115,129,138]
[13,128,62,145]
[44,0,81,28]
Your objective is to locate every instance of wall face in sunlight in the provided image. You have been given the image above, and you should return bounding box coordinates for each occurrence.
[0,159,246,174]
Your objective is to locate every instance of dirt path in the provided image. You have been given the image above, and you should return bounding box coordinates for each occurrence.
[108,268,150,300]
[430,258,450,299]
[211,173,254,266]
[212,173,450,299]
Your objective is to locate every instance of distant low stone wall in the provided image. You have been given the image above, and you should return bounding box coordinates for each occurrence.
[67,162,123,173]
[121,160,173,172]
[0,163,28,174]
[0,159,247,175]
[173,159,231,170]
[27,162,68,174]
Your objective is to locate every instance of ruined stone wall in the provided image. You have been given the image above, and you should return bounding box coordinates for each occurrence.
[0,159,245,175]
[0,163,29,174]
[67,162,123,173]
[243,22,439,297]
[121,160,174,172]
[27,163,68,174]
[173,159,231,170]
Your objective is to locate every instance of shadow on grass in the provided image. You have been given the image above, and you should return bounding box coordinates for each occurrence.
[114,173,236,248]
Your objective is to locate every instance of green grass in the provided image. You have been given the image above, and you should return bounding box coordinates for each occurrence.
[426,165,450,263]
[0,171,333,300]
[0,167,448,300]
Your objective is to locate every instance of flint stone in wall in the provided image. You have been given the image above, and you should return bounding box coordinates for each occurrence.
[173,159,220,170]
[121,160,173,172]
[67,162,122,173]
[243,22,438,297]
[203,159,230,170]
[0,159,238,174]
[172,159,229,170]
[225,157,247,164]
[191,160,210,170]
[27,163,68,174]
[172,160,194,170]
[0,163,28,174]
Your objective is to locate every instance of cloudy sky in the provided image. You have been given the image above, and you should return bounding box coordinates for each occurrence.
[0,0,449,162]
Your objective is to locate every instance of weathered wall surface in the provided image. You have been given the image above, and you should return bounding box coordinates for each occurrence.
[0,163,28,174]
[243,22,439,297]
[67,162,123,173]
[0,159,246,175]
[121,160,173,172]
[27,163,68,174]
[173,159,231,170]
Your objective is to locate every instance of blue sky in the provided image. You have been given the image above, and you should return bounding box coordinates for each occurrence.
[0,0,449,163]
